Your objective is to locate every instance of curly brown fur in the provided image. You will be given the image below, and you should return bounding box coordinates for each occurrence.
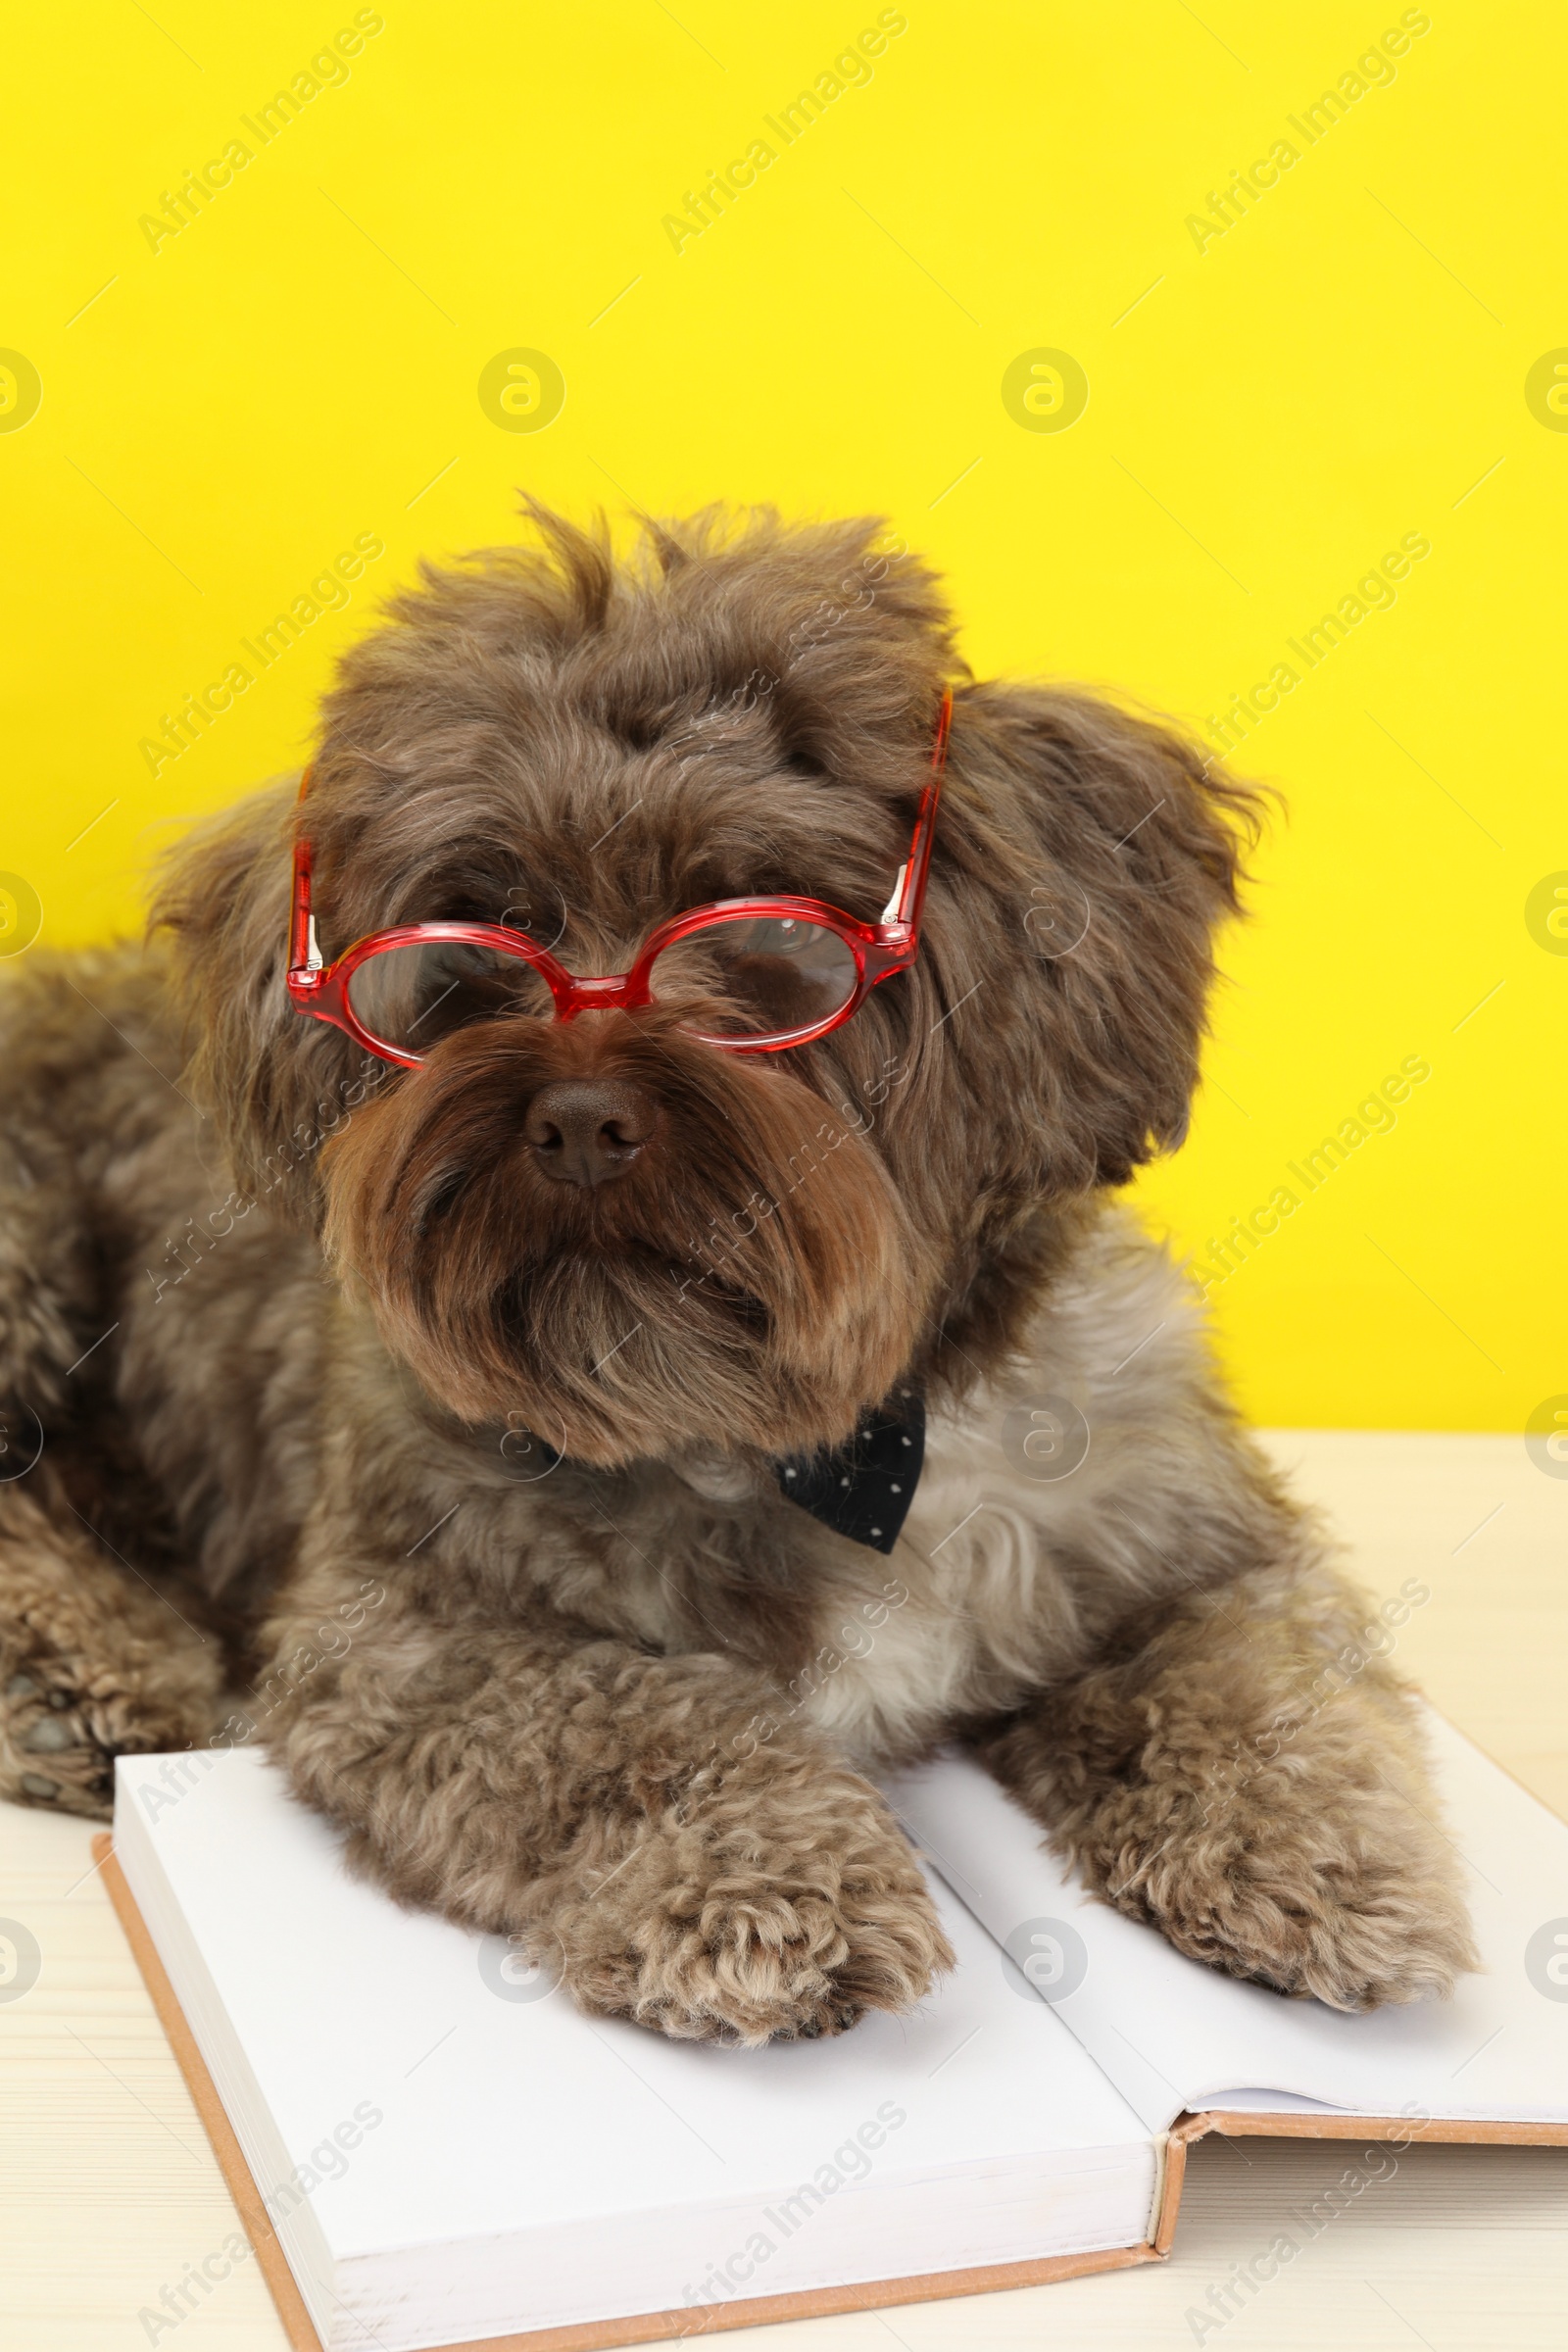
[0,504,1473,2038]
[270,1560,951,2045]
[0,1474,221,1816]
[971,1557,1477,2011]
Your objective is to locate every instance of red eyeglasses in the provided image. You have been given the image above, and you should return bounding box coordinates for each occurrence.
[286,691,952,1066]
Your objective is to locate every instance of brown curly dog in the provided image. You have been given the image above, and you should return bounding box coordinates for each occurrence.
[0,505,1474,2040]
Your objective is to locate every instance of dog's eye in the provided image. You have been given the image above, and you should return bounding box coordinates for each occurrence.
[346,942,553,1055]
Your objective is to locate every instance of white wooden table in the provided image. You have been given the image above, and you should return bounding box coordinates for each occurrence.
[3,1435,1565,2351]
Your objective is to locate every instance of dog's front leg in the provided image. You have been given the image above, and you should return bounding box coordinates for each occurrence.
[971,1558,1478,2012]
[257,1566,952,2045]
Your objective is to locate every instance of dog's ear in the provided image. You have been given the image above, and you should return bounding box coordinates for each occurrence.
[149,784,378,1226]
[944,682,1262,1195]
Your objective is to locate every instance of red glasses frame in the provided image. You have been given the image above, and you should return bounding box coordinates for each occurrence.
[286,691,952,1066]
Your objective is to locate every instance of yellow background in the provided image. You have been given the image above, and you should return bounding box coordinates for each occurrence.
[2,0,1559,1430]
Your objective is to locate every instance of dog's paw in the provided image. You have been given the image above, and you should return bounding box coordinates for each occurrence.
[1088,1765,1479,2013]
[0,1620,220,1820]
[1136,1835,1476,2012]
[547,1763,954,2044]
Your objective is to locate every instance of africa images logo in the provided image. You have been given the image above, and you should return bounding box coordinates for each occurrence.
[1002,1917,1090,2002]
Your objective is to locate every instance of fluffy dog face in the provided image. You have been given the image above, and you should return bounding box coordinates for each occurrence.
[157,508,1254,1465]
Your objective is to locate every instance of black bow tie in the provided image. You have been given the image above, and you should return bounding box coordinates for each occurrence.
[772,1394,925,1554]
[514,1396,925,1555]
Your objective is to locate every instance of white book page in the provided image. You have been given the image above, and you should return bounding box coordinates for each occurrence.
[115,1746,1155,2330]
[884,1710,1568,2133]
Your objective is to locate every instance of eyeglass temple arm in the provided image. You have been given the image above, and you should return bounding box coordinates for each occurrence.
[288,768,322,980]
[880,689,953,932]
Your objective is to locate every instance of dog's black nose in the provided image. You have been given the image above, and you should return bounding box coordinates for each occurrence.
[524,1079,661,1188]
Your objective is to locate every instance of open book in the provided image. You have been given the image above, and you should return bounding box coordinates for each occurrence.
[106,1709,1568,2352]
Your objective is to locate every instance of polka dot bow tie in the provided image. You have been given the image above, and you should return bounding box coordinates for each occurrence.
[773,1394,925,1555]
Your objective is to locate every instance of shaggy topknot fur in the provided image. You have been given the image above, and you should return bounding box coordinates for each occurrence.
[0,505,1474,2034]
